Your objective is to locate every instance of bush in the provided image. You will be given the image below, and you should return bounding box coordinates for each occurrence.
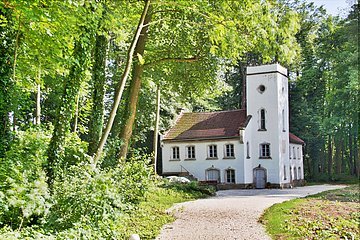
[0,128,51,229]
[45,155,154,236]
[162,180,216,197]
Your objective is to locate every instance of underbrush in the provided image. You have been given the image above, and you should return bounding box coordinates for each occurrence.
[260,185,360,240]
[0,128,213,239]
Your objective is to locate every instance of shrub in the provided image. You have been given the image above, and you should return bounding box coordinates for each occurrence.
[162,180,216,197]
[0,128,51,229]
[45,155,154,235]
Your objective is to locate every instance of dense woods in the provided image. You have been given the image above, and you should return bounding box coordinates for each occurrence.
[0,0,358,238]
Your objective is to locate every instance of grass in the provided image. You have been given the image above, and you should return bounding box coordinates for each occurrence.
[260,185,360,240]
[121,181,215,239]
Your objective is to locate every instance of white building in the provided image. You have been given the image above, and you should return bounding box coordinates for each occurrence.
[161,64,305,189]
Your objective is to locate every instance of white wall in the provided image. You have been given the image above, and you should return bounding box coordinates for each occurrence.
[246,64,290,184]
[162,138,245,184]
[289,143,304,180]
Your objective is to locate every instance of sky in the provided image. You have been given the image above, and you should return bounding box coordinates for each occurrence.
[308,0,357,16]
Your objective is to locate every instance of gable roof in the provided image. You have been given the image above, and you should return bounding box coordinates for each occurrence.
[289,132,305,145]
[163,109,250,141]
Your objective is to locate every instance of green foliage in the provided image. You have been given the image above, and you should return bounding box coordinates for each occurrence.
[0,128,51,229]
[162,180,216,198]
[46,157,153,231]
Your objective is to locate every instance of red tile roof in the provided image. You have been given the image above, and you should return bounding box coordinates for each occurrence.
[289,132,305,145]
[163,110,250,141]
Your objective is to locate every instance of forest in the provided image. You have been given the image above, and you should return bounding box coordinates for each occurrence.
[0,0,358,238]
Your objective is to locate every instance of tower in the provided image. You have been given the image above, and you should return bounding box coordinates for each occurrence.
[244,64,290,187]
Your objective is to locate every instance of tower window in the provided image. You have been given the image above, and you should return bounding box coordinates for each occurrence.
[258,84,266,93]
[246,142,250,158]
[259,109,266,130]
[260,143,271,158]
[282,109,286,132]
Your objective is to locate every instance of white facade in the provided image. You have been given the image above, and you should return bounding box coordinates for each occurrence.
[161,64,304,188]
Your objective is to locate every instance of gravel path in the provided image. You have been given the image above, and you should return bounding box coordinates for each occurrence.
[156,185,346,240]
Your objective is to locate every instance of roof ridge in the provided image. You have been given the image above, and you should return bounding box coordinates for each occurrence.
[183,109,245,115]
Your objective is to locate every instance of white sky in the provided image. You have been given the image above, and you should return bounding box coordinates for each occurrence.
[308,0,357,16]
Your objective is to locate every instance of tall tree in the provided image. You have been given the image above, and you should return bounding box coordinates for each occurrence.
[0,4,15,157]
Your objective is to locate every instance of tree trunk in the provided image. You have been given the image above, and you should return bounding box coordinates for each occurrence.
[153,85,160,172]
[87,34,107,155]
[72,93,79,132]
[36,83,41,125]
[93,0,151,164]
[46,35,91,188]
[0,6,15,157]
[335,135,341,174]
[327,135,333,176]
[117,7,152,160]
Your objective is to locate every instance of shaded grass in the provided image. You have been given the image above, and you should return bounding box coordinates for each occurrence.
[260,185,360,240]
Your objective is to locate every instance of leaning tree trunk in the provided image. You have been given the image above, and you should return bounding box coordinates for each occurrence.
[93,0,151,164]
[87,34,107,155]
[117,7,152,160]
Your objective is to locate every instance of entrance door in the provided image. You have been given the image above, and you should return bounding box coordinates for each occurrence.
[254,168,266,189]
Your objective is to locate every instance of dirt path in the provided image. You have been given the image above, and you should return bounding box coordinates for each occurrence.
[156,185,345,240]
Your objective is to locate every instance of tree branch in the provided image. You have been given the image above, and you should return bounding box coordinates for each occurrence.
[144,56,199,67]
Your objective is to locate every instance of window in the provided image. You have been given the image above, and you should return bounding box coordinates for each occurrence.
[186,146,195,159]
[206,169,220,182]
[208,145,218,158]
[260,109,266,130]
[289,146,292,159]
[260,143,271,158]
[297,147,300,159]
[293,147,296,159]
[171,146,180,160]
[246,142,250,158]
[225,144,235,158]
[282,109,285,132]
[284,165,287,180]
[298,167,301,179]
[226,169,235,183]
[258,84,266,93]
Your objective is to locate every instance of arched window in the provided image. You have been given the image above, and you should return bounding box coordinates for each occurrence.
[225,169,235,183]
[260,109,266,130]
[298,167,301,179]
[206,168,220,182]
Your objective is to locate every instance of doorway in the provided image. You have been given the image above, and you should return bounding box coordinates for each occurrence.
[253,166,267,189]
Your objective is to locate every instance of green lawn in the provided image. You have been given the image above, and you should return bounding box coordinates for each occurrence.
[260,185,360,240]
